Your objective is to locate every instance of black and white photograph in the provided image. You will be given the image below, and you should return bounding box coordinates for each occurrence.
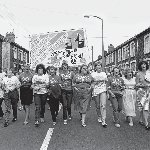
[0,0,150,149]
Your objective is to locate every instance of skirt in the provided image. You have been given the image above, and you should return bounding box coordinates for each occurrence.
[20,86,33,105]
[73,84,92,114]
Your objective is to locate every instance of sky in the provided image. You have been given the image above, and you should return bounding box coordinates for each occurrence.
[0,0,150,61]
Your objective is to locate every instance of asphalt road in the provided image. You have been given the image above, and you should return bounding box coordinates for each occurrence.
[0,100,150,150]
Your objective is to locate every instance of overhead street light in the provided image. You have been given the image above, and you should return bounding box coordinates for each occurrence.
[84,15,105,71]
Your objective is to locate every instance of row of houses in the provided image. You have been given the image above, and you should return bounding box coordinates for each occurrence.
[0,32,29,72]
[97,27,150,72]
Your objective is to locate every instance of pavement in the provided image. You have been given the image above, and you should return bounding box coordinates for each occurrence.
[0,100,150,150]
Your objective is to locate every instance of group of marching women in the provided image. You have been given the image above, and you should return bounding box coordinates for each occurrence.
[0,60,150,130]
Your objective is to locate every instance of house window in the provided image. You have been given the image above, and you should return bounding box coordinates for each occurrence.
[144,34,150,54]
[130,42,135,57]
[122,47,125,60]
[118,49,121,62]
[126,45,129,59]
[19,50,23,61]
[13,47,17,59]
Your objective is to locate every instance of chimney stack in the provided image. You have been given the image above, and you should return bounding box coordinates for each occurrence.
[108,44,114,53]
[5,32,15,43]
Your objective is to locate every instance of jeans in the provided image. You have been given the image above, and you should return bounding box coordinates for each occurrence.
[109,93,123,124]
[94,92,107,122]
[0,98,4,117]
[62,89,72,120]
[47,94,59,122]
[4,89,19,122]
[34,93,47,121]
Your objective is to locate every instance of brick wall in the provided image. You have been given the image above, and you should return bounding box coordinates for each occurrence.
[0,40,2,70]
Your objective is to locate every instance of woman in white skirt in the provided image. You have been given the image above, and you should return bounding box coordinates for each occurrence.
[91,63,107,127]
[123,69,136,126]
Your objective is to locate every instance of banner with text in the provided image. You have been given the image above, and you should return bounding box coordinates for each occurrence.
[30,29,91,69]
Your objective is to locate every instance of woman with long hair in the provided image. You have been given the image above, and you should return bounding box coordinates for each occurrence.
[123,69,136,126]
[136,61,150,130]
[107,67,125,128]
[73,64,93,127]
[47,66,61,125]
[19,64,33,125]
[59,61,74,125]
[91,63,107,127]
[32,64,49,127]
[2,68,20,127]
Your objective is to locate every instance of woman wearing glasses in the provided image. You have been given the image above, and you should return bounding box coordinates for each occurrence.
[122,69,136,126]
[73,64,93,127]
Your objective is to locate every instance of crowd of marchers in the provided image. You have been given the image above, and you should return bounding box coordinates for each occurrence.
[0,59,150,130]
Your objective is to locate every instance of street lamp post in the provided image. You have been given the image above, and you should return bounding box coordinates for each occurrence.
[84,15,105,71]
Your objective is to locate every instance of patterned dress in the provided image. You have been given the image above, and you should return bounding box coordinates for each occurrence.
[123,77,136,117]
[136,71,150,111]
[73,74,93,113]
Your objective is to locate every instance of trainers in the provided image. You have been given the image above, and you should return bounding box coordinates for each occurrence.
[4,122,9,127]
[12,118,17,122]
[53,122,56,126]
[64,120,67,125]
[98,117,102,123]
[145,125,150,130]
[40,118,45,123]
[129,122,133,126]
[102,122,107,128]
[115,123,120,128]
[82,123,86,127]
[35,121,39,127]
[68,115,72,120]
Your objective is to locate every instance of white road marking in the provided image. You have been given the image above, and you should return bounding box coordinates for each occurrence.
[40,103,62,150]
[40,128,54,150]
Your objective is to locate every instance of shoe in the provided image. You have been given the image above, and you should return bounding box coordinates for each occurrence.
[35,121,39,127]
[139,121,145,126]
[23,121,29,125]
[18,106,23,111]
[40,118,45,123]
[102,122,107,128]
[145,126,150,130]
[4,122,9,127]
[64,120,67,125]
[68,115,72,120]
[98,117,102,123]
[115,123,120,128]
[12,118,17,122]
[82,123,86,127]
[129,122,133,126]
[53,122,56,126]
